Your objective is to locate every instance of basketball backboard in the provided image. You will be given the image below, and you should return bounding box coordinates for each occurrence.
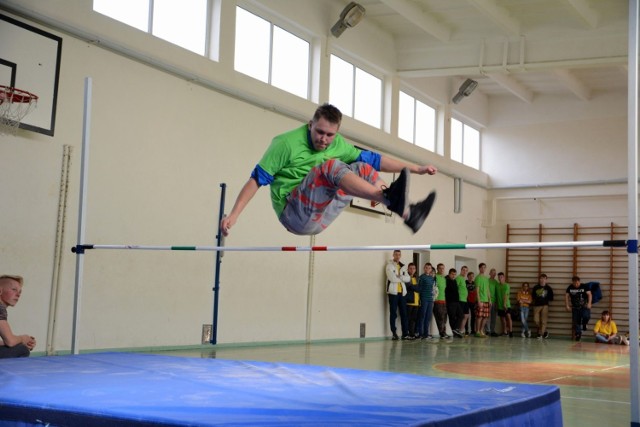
[0,13,62,136]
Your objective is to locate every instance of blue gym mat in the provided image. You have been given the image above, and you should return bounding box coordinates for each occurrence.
[0,352,562,426]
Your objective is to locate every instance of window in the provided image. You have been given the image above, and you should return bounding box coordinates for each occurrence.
[93,0,209,55]
[329,54,382,129]
[451,118,480,169]
[398,91,436,152]
[234,7,310,99]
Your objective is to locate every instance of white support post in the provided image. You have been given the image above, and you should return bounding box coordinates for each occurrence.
[71,77,92,355]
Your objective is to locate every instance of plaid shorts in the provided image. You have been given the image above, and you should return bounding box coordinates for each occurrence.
[476,302,490,318]
[279,160,379,235]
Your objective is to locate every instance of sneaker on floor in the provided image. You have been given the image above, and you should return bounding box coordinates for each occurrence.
[576,334,582,342]
[453,329,463,338]
[490,332,499,337]
[536,334,543,340]
[542,331,549,339]
[508,332,513,338]
[392,334,399,341]
[404,191,436,234]
[521,331,526,338]
[382,168,410,217]
[527,331,531,338]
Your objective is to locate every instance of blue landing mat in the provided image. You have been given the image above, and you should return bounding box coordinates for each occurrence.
[0,353,562,426]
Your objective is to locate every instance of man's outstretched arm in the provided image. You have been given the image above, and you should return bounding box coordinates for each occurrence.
[379,156,437,176]
[220,178,260,236]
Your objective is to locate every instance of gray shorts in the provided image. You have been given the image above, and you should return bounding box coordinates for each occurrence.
[279,160,380,235]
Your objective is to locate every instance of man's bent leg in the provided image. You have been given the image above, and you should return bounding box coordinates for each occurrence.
[280,160,380,235]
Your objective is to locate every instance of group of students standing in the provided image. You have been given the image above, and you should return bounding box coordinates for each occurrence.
[385,250,554,341]
[386,251,632,346]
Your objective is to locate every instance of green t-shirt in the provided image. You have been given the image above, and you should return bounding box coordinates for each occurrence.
[497,282,511,309]
[475,274,490,303]
[258,125,362,216]
[435,274,447,302]
[456,275,468,302]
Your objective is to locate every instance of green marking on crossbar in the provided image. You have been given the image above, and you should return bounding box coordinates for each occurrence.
[430,244,466,250]
[171,246,197,251]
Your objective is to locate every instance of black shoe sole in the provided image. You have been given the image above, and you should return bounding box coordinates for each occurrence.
[383,168,410,217]
[404,191,436,233]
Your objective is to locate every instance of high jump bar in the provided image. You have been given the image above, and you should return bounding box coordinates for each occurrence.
[72,240,627,253]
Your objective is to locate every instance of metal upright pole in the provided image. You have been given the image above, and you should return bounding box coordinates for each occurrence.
[628,2,640,425]
[71,77,92,355]
[211,183,226,344]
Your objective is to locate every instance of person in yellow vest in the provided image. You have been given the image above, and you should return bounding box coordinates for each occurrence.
[385,250,412,340]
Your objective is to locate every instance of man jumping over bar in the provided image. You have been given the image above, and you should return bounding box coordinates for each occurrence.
[221,103,437,237]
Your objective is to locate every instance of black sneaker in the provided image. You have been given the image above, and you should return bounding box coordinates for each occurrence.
[452,329,463,338]
[404,191,436,233]
[392,334,399,341]
[542,331,549,339]
[382,168,410,217]
[575,334,581,342]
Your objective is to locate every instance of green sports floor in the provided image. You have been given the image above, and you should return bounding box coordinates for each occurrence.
[150,336,635,427]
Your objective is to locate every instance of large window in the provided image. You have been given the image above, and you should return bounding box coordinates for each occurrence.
[451,118,480,169]
[93,0,209,55]
[398,91,436,152]
[329,55,382,129]
[234,7,310,99]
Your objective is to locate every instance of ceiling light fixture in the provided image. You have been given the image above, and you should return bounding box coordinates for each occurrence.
[331,2,366,38]
[452,79,478,104]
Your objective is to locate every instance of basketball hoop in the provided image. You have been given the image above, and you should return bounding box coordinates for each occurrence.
[0,85,38,135]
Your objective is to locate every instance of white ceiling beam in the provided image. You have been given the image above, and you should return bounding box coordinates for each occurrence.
[487,73,534,103]
[397,56,628,78]
[559,0,599,28]
[378,0,451,42]
[553,69,592,101]
[466,0,521,36]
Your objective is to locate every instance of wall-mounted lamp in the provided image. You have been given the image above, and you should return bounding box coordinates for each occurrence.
[452,79,478,104]
[331,2,366,38]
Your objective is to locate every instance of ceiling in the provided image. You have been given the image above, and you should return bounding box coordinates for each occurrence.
[355,0,629,102]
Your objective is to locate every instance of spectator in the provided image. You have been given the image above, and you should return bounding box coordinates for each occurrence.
[417,263,436,340]
[0,275,35,358]
[497,272,513,337]
[466,271,477,335]
[445,269,463,338]
[434,263,449,339]
[487,268,499,336]
[456,266,470,336]
[474,263,491,338]
[593,310,629,345]
[406,263,420,338]
[532,274,554,339]
[565,275,592,342]
[517,282,532,338]
[385,250,412,340]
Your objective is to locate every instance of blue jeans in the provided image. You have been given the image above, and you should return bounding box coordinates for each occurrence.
[417,301,434,337]
[571,307,591,336]
[520,306,530,333]
[388,294,409,336]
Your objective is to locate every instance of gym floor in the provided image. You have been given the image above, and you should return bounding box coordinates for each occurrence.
[151,336,632,427]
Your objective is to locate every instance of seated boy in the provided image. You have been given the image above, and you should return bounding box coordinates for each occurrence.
[0,275,36,358]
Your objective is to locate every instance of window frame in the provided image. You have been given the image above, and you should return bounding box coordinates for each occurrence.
[328,52,384,129]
